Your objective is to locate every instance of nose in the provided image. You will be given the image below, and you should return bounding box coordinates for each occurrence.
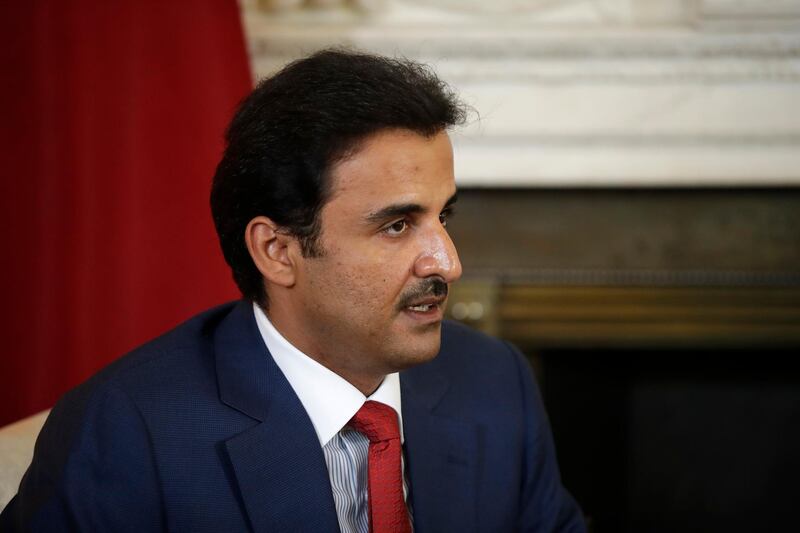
[412,226,463,283]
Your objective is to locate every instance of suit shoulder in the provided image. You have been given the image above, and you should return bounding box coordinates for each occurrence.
[403,321,535,430]
[23,302,241,493]
[60,301,238,405]
[440,319,515,358]
[436,320,524,379]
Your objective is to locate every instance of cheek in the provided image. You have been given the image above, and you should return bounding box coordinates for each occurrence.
[317,242,414,309]
[338,263,406,314]
[308,258,377,304]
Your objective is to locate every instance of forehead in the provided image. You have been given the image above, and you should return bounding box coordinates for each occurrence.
[326,129,456,210]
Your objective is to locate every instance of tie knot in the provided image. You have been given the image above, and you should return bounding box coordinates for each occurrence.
[349,401,400,443]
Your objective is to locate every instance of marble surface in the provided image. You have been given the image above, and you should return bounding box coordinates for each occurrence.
[239,0,800,186]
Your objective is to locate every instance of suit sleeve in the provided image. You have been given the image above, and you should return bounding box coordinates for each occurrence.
[506,342,587,533]
[0,381,165,532]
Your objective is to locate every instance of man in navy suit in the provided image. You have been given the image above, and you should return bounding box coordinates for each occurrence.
[1,50,585,532]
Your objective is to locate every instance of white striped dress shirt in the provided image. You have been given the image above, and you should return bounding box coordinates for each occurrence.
[253,304,412,533]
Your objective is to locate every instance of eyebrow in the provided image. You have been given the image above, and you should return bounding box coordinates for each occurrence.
[364,192,458,225]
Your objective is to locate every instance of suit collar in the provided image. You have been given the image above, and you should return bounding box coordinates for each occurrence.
[252,302,405,445]
[214,300,272,422]
[214,302,480,533]
[401,360,480,533]
[214,301,340,532]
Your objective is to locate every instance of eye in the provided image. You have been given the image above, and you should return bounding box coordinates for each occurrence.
[384,219,408,236]
[439,207,455,227]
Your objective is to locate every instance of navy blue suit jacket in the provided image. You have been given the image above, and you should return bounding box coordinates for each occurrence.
[1,301,584,532]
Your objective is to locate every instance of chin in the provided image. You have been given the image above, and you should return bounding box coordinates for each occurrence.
[390,331,442,371]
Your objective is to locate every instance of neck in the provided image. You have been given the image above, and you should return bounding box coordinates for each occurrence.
[264,303,386,397]
[346,376,384,397]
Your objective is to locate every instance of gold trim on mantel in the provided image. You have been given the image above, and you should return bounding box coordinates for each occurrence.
[448,283,800,349]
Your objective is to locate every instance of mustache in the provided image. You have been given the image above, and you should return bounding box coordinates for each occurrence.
[397,278,448,309]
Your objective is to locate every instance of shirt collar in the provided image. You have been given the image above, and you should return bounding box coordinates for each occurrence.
[253,303,404,447]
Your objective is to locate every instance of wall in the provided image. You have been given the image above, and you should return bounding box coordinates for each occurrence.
[241,0,800,187]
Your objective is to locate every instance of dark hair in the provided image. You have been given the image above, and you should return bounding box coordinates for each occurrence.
[210,49,467,307]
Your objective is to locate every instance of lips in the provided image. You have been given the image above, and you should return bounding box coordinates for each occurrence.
[405,295,446,313]
[397,278,448,310]
[401,294,447,326]
[397,278,449,324]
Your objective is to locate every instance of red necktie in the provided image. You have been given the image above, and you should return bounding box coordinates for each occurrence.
[349,400,412,533]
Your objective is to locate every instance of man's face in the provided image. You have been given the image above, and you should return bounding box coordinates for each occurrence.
[283,129,462,389]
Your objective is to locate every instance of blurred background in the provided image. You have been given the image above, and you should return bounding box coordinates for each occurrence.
[2,0,800,531]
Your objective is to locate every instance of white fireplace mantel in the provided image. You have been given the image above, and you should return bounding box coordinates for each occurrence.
[240,0,800,187]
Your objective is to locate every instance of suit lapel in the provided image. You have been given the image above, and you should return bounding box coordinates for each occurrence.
[401,365,480,533]
[214,302,340,533]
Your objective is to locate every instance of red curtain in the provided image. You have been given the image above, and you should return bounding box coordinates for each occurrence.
[0,1,252,426]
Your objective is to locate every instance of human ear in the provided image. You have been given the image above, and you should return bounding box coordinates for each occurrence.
[244,216,297,288]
